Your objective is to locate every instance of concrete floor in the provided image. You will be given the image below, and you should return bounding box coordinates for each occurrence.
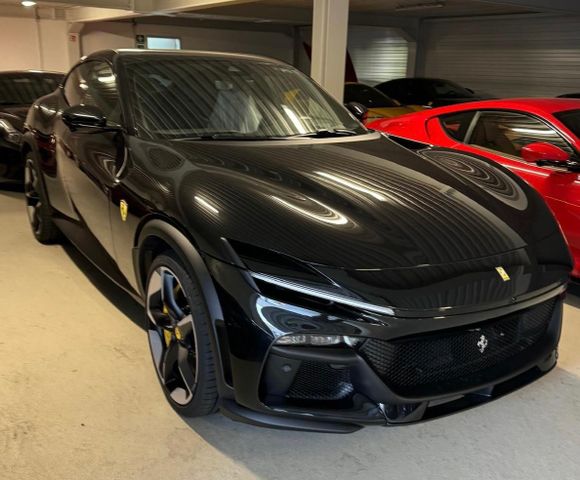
[1,187,580,480]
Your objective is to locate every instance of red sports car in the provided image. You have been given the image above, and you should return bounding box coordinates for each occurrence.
[369,99,580,277]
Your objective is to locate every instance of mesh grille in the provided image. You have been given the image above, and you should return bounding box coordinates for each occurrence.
[359,298,556,396]
[286,361,353,401]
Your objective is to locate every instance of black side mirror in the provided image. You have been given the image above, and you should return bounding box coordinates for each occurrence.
[345,101,368,123]
[62,105,107,130]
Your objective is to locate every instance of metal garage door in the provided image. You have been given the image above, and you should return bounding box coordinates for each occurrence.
[420,14,580,98]
[348,26,409,85]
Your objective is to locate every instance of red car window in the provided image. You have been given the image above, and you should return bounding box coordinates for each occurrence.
[468,111,574,158]
[439,111,476,141]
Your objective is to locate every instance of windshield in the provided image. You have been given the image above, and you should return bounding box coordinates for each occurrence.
[0,73,62,105]
[344,83,398,108]
[554,109,580,138]
[121,55,366,140]
[429,79,474,99]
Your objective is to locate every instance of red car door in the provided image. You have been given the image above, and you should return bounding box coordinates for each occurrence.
[436,109,580,276]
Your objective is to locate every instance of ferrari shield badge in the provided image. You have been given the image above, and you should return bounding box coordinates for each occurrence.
[120,199,129,222]
[495,266,510,282]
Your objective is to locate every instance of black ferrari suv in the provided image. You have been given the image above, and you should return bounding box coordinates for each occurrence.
[0,71,63,182]
[22,50,571,432]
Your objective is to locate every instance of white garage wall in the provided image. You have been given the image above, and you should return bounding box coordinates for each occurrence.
[0,17,69,72]
[419,14,580,98]
[81,22,294,64]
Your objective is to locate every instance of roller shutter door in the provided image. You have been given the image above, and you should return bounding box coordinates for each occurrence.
[421,15,580,98]
[347,26,409,85]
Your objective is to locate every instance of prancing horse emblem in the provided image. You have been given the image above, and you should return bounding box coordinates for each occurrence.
[119,199,129,222]
[477,334,489,354]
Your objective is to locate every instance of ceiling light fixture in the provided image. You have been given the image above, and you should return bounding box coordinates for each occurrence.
[21,1,37,7]
[395,1,445,11]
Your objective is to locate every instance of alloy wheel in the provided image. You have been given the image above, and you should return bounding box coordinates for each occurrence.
[146,266,198,405]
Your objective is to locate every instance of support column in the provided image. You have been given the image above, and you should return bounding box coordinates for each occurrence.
[310,0,349,101]
[68,22,84,67]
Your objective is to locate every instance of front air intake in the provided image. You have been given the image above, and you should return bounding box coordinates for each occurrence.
[359,298,557,397]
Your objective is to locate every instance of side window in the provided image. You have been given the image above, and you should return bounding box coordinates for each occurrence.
[63,61,120,125]
[468,111,573,158]
[439,111,476,141]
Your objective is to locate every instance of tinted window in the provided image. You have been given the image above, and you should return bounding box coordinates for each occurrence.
[122,55,365,140]
[554,109,580,138]
[344,83,398,108]
[0,73,62,105]
[469,111,573,157]
[440,111,476,141]
[430,79,474,99]
[64,61,120,124]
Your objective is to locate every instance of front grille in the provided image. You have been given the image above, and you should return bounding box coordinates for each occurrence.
[359,298,557,397]
[286,361,353,402]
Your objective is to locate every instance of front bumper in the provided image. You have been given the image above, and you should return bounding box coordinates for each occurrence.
[206,257,565,432]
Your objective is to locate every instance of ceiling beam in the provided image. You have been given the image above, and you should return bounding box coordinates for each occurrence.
[66,7,140,22]
[150,0,256,14]
[66,0,257,23]
[479,0,580,13]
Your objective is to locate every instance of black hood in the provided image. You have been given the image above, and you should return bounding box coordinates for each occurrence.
[125,134,570,314]
[129,134,561,270]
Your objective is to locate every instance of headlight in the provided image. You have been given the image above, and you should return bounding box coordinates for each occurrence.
[226,239,394,316]
[0,119,22,144]
[251,272,394,316]
[275,333,363,347]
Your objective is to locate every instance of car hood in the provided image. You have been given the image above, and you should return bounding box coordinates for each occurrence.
[130,134,562,271]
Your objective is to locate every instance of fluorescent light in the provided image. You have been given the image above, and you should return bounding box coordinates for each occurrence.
[21,1,36,7]
[395,1,445,11]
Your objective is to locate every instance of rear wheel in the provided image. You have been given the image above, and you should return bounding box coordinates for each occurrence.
[146,252,219,417]
[24,154,59,244]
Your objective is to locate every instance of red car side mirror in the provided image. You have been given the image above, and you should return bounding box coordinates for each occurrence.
[521,142,570,164]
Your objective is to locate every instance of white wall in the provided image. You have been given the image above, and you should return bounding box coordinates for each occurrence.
[0,16,69,72]
[81,22,294,63]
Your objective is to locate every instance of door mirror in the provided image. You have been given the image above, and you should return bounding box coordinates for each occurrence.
[345,101,368,123]
[62,105,107,130]
[521,142,570,163]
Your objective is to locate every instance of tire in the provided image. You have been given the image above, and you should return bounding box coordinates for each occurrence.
[145,251,219,417]
[24,153,60,244]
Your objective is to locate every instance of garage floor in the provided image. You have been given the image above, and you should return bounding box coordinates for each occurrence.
[1,187,580,480]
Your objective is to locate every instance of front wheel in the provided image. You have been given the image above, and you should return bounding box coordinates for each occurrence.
[24,154,59,244]
[145,252,219,417]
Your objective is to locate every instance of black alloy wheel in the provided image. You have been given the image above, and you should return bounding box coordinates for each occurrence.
[24,155,59,244]
[146,253,218,416]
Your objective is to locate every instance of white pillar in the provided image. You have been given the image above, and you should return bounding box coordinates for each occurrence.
[310,0,349,101]
[67,22,84,67]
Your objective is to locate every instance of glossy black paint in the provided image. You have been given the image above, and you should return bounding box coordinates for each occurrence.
[23,50,572,430]
[375,77,493,108]
[0,71,63,182]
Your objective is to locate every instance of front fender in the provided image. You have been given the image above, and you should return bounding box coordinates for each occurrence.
[134,218,234,398]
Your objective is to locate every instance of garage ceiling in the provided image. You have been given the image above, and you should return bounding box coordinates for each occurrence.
[1,0,577,24]
[261,0,535,17]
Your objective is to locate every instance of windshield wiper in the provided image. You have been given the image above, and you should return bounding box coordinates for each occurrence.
[173,131,288,141]
[292,129,359,138]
